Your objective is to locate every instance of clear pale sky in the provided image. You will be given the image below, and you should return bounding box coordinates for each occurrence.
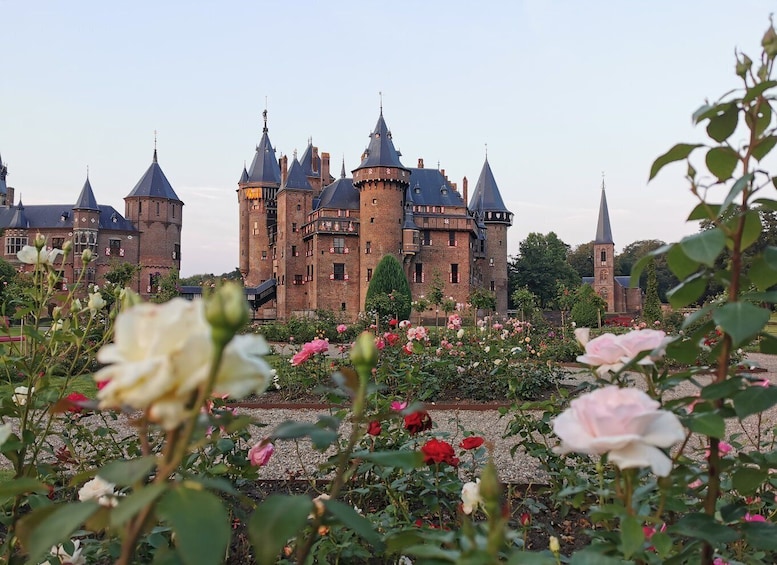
[1,1,774,276]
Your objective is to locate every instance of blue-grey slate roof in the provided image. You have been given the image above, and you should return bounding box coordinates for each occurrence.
[282,158,312,191]
[126,150,182,202]
[299,143,320,178]
[407,168,466,208]
[353,112,407,172]
[469,159,511,216]
[581,276,635,289]
[316,178,359,210]
[595,188,614,244]
[0,153,7,196]
[247,130,281,185]
[239,167,249,184]
[0,204,137,232]
[73,178,99,211]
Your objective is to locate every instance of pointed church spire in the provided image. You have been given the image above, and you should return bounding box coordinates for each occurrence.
[595,176,614,244]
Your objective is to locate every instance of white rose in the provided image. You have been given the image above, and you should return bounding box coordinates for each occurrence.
[78,476,117,506]
[461,479,482,515]
[552,386,685,477]
[13,386,33,406]
[87,292,107,314]
[95,298,273,430]
[456,329,465,339]
[16,245,63,266]
[42,539,86,565]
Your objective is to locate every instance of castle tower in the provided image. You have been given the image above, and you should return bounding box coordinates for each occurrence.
[593,181,616,312]
[124,147,183,296]
[469,158,513,314]
[352,110,410,310]
[275,156,313,318]
[0,152,9,207]
[239,110,281,286]
[72,177,101,272]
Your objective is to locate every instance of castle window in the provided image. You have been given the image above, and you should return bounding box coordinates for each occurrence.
[341,302,346,311]
[156,202,160,216]
[174,243,181,260]
[261,250,267,260]
[172,205,175,218]
[489,257,495,267]
[600,269,608,282]
[448,231,456,247]
[138,202,142,214]
[490,280,495,292]
[297,204,301,211]
[52,237,65,249]
[423,216,428,225]
[601,250,607,263]
[450,263,459,284]
[292,245,298,257]
[414,263,424,283]
[253,221,259,235]
[5,236,27,256]
[366,268,372,282]
[333,263,345,281]
[370,217,375,223]
[421,231,431,246]
[292,223,298,232]
[293,274,303,285]
[365,241,371,254]
[332,237,345,253]
[372,198,377,205]
[109,239,121,256]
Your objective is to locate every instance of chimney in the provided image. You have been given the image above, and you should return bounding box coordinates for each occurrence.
[441,169,446,179]
[321,152,331,186]
[312,146,320,173]
[462,176,468,205]
[6,186,14,208]
[417,158,424,169]
[280,155,289,186]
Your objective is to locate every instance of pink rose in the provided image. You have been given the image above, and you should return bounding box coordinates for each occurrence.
[291,338,330,366]
[336,324,347,334]
[744,513,767,522]
[575,329,628,376]
[248,441,274,467]
[618,329,670,364]
[391,401,408,412]
[552,386,685,477]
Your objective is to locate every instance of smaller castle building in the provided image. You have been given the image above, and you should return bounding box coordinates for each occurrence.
[0,149,183,296]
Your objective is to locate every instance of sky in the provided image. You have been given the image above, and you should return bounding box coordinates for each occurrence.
[1,1,775,276]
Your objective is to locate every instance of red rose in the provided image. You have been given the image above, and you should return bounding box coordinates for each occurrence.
[459,436,484,450]
[384,332,400,346]
[65,392,89,413]
[367,420,382,436]
[421,438,459,467]
[404,411,432,435]
[389,319,398,327]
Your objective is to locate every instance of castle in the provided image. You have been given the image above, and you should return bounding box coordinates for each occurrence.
[237,110,514,321]
[0,149,182,296]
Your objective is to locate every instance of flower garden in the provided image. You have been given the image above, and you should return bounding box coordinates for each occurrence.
[4,22,777,565]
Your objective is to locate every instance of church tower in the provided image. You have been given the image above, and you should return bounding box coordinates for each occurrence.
[352,110,410,309]
[593,180,615,312]
[470,157,513,314]
[239,110,281,287]
[124,146,183,296]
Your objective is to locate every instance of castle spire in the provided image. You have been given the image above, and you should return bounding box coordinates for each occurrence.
[594,176,614,244]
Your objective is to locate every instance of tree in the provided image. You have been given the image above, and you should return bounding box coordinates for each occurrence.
[642,259,663,324]
[365,255,411,325]
[428,272,445,327]
[0,257,17,311]
[151,270,181,303]
[509,232,580,308]
[469,287,496,323]
[105,261,141,289]
[510,287,537,321]
[570,284,606,328]
[567,241,594,278]
[615,239,678,302]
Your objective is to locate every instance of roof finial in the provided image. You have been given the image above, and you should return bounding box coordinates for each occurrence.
[341,156,346,179]
[379,91,383,115]
[153,130,158,163]
[485,142,488,160]
[262,108,268,134]
[293,148,297,160]
[601,170,606,190]
[86,164,89,179]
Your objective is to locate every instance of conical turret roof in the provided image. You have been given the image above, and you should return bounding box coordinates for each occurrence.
[299,141,320,178]
[282,158,312,191]
[353,111,407,171]
[126,149,182,202]
[469,158,512,224]
[239,166,249,184]
[8,200,27,229]
[595,184,614,244]
[74,177,99,211]
[247,111,281,184]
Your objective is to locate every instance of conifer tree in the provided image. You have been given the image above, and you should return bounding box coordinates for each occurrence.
[365,255,411,323]
[642,259,663,324]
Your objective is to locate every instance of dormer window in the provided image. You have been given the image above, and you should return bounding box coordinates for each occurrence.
[60,211,69,222]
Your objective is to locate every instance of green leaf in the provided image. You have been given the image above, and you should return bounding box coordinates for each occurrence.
[667,244,701,279]
[324,498,383,549]
[619,515,644,559]
[705,146,739,182]
[743,80,777,103]
[713,302,770,347]
[157,486,230,565]
[249,495,312,565]
[0,478,49,499]
[19,502,100,565]
[741,290,777,302]
[667,276,707,308]
[111,483,167,529]
[669,513,739,545]
[272,420,339,450]
[755,101,772,136]
[685,411,726,439]
[99,456,157,487]
[733,386,777,419]
[741,521,777,550]
[722,210,762,252]
[752,135,777,161]
[749,251,777,291]
[720,174,753,217]
[706,103,738,142]
[649,143,703,181]
[680,229,725,267]
[701,378,744,400]
[732,467,768,496]
[692,103,715,124]
[355,450,424,470]
[753,197,777,211]
[687,202,721,221]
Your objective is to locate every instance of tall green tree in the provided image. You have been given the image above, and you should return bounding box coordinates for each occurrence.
[642,259,663,324]
[567,241,595,278]
[616,239,678,302]
[509,232,579,308]
[570,284,606,328]
[365,255,411,324]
